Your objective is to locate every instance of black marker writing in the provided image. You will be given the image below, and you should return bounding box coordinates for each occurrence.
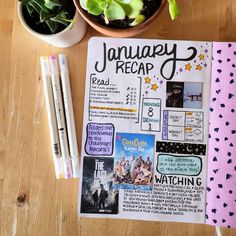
[95,43,197,80]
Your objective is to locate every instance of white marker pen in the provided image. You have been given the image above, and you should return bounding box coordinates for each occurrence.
[59,53,80,178]
[49,55,73,179]
[40,56,64,179]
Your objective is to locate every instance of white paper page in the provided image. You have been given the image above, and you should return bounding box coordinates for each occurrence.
[79,37,212,224]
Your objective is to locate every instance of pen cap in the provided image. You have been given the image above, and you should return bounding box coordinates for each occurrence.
[58,53,68,73]
[49,55,59,76]
[40,57,50,76]
[71,157,80,178]
[63,158,73,179]
[54,157,64,179]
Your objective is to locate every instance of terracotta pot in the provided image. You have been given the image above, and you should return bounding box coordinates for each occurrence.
[73,0,166,38]
[17,2,87,48]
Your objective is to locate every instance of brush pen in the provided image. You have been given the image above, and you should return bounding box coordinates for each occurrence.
[40,56,64,179]
[58,53,80,178]
[49,55,73,179]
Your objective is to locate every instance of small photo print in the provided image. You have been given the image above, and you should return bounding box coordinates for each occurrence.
[183,82,203,109]
[166,82,203,109]
[166,82,184,108]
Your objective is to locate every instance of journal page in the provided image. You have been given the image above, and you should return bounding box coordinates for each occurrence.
[79,37,212,224]
[206,42,236,228]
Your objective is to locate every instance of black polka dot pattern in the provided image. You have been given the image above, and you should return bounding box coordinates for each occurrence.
[206,42,236,228]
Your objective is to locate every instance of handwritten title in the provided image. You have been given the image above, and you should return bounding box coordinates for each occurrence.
[94,42,197,80]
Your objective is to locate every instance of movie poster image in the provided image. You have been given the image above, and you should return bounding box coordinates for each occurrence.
[113,133,155,190]
[166,82,203,109]
[81,156,118,214]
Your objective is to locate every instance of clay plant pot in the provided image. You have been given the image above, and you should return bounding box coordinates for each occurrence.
[73,0,166,38]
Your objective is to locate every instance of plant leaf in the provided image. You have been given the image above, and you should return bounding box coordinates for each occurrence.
[44,0,62,10]
[21,0,75,34]
[129,14,145,26]
[50,10,71,26]
[27,1,43,15]
[45,19,60,33]
[86,0,104,15]
[79,0,87,10]
[104,0,126,21]
[20,0,32,5]
[28,0,50,15]
[168,0,180,20]
[25,4,35,17]
[40,9,56,22]
[120,0,143,19]
[115,0,133,4]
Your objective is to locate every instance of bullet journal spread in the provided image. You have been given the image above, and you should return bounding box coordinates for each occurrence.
[79,38,236,228]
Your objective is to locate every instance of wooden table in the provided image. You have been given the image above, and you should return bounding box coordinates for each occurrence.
[1,0,236,235]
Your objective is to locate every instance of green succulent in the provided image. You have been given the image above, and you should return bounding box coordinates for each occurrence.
[80,0,179,27]
[168,0,180,20]
[19,0,75,34]
[80,0,145,26]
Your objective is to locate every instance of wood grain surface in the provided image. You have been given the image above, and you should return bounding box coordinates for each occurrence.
[1,0,236,235]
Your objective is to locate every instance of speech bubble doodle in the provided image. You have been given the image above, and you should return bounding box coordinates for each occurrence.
[85,123,114,156]
[157,154,202,176]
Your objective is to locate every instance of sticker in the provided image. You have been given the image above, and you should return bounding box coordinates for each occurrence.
[156,141,206,155]
[162,110,204,142]
[184,82,203,109]
[168,111,185,127]
[185,127,204,142]
[141,98,161,132]
[143,75,164,96]
[166,82,203,109]
[157,154,202,176]
[80,156,118,214]
[85,123,114,156]
[168,126,185,141]
[113,132,155,190]
[166,82,184,108]
[185,111,203,127]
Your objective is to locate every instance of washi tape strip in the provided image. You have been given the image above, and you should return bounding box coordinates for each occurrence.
[156,141,206,155]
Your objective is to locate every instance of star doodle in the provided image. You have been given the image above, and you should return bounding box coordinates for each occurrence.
[185,63,192,71]
[144,77,151,84]
[196,64,203,71]
[199,54,205,60]
[151,83,158,91]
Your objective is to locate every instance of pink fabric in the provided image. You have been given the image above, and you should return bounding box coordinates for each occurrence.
[206,42,236,228]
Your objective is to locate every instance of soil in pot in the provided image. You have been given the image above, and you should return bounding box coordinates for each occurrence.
[22,3,76,34]
[88,0,162,29]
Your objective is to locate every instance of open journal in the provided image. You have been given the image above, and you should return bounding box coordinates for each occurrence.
[78,37,236,228]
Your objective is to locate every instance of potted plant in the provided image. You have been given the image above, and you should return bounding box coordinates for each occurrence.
[73,0,179,37]
[18,0,87,48]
